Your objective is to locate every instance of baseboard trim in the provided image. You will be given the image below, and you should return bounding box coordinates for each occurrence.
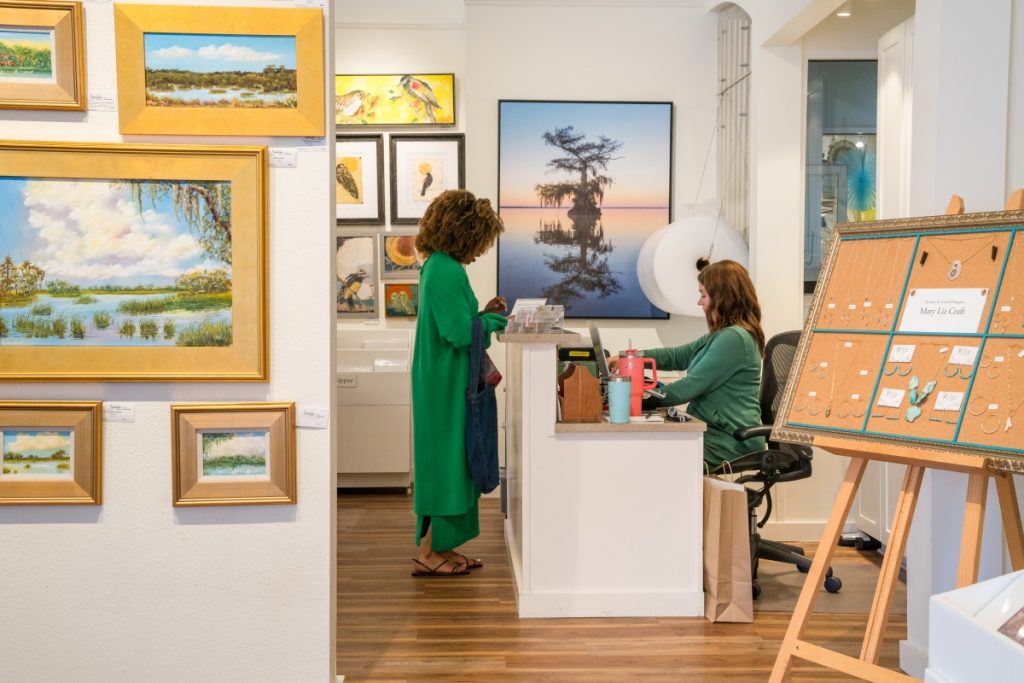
[760,520,860,542]
[900,638,929,679]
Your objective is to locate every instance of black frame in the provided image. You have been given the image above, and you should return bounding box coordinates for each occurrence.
[389,133,466,225]
[335,133,385,225]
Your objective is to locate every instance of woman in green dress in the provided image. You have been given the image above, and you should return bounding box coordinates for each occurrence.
[411,190,508,577]
[611,259,767,467]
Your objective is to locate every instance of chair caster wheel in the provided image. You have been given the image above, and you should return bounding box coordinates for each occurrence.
[824,576,842,593]
[797,564,810,574]
[752,581,761,600]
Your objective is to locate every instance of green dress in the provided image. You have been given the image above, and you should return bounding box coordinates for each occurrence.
[412,251,507,551]
[643,325,765,467]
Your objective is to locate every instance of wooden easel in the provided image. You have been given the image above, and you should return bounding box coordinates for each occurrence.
[770,193,1024,682]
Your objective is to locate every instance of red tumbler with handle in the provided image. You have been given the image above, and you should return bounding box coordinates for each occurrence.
[617,349,658,416]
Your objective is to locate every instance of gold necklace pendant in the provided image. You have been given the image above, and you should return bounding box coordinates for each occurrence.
[947,259,962,280]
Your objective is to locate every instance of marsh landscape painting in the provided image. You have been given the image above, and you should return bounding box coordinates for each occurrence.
[498,100,672,319]
[199,430,268,479]
[1,430,73,479]
[143,32,297,108]
[0,29,54,82]
[0,176,233,347]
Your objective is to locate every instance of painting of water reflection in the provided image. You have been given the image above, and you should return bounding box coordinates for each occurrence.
[199,430,269,480]
[498,100,672,319]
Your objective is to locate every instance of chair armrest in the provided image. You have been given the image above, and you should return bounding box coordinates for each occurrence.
[733,424,772,441]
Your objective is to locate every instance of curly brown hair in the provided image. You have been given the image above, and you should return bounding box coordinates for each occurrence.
[697,259,766,356]
[415,190,504,264]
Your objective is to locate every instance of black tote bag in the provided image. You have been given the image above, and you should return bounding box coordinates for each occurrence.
[465,317,500,494]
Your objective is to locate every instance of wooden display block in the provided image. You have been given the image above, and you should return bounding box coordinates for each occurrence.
[558,363,602,423]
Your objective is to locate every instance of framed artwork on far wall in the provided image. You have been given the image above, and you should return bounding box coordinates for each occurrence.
[336,232,378,318]
[336,134,384,224]
[390,134,465,225]
[381,229,425,280]
[0,0,86,111]
[113,3,324,136]
[0,401,102,505]
[383,282,418,318]
[497,99,673,319]
[335,73,455,126]
[171,402,296,506]
[0,140,269,382]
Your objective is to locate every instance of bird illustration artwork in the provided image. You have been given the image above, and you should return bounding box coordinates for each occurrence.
[398,75,443,123]
[389,290,416,317]
[341,268,369,310]
[418,162,434,197]
[336,89,377,121]
[336,162,360,202]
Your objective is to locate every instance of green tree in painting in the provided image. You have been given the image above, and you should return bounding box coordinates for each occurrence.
[115,181,233,264]
[0,41,52,75]
[47,280,81,296]
[0,256,45,305]
[175,268,231,294]
[534,127,622,218]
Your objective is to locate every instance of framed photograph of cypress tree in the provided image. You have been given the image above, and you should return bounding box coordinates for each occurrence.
[0,0,86,111]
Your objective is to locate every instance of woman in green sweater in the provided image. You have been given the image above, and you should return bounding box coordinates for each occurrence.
[411,190,508,577]
[613,260,766,467]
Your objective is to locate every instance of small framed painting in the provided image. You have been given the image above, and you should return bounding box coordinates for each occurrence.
[381,230,425,279]
[171,402,296,506]
[335,73,455,126]
[383,282,418,318]
[0,401,102,505]
[0,0,87,111]
[336,134,384,224]
[337,232,378,318]
[390,134,465,225]
[114,3,324,136]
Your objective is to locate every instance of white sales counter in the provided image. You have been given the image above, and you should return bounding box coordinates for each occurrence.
[500,331,706,618]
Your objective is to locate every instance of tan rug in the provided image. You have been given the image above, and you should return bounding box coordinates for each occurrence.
[753,542,907,615]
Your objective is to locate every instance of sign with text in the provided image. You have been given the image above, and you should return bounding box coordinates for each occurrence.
[898,288,988,334]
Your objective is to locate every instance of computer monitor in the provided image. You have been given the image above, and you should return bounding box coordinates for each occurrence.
[588,321,611,380]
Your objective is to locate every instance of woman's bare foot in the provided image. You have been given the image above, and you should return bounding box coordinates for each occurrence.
[441,548,483,570]
[411,552,468,576]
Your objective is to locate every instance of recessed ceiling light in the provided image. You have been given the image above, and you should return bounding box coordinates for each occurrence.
[837,1,852,17]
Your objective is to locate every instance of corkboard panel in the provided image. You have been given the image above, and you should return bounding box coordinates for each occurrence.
[814,237,916,331]
[958,338,1024,451]
[785,332,888,431]
[991,236,1024,334]
[895,230,1010,334]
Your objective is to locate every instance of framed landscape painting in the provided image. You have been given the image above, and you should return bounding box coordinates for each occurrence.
[381,230,424,279]
[336,134,384,224]
[337,232,378,318]
[0,401,101,505]
[114,3,324,136]
[390,134,465,224]
[171,402,295,506]
[335,73,454,126]
[0,0,86,111]
[0,141,268,382]
[498,100,673,319]
[383,282,418,318]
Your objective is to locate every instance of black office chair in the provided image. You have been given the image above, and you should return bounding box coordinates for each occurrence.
[709,330,842,599]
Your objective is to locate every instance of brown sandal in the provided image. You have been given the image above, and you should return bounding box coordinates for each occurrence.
[451,553,483,570]
[411,558,469,577]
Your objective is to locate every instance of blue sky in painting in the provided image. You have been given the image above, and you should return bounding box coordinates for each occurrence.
[3,431,71,458]
[144,33,296,73]
[0,177,227,287]
[202,431,268,460]
[0,29,52,50]
[499,101,672,208]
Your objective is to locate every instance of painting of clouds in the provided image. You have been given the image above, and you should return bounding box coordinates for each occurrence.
[143,33,297,108]
[0,29,55,82]
[0,177,232,347]
[199,430,269,478]
[1,430,73,479]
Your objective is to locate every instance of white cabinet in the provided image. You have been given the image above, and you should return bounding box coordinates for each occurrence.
[336,329,412,490]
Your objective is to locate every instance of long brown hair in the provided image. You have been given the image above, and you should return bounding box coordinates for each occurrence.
[697,260,765,356]
[415,189,504,264]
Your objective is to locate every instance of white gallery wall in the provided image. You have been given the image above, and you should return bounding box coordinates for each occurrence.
[0,2,337,681]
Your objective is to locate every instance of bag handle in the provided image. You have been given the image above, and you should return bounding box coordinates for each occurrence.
[468,317,485,390]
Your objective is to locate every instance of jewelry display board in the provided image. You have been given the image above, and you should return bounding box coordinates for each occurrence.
[775,209,1024,473]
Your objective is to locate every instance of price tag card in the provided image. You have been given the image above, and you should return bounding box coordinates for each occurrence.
[296,406,328,429]
[269,148,298,167]
[949,345,979,365]
[103,402,135,423]
[88,90,117,111]
[877,388,906,408]
[888,344,916,363]
[934,391,965,412]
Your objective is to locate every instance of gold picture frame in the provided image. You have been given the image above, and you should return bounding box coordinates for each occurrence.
[171,402,296,507]
[0,0,86,111]
[0,401,102,505]
[113,3,324,136]
[0,140,269,382]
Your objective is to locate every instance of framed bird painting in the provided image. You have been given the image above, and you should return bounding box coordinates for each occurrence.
[335,73,455,126]
[389,134,465,225]
[336,232,378,319]
[336,134,384,224]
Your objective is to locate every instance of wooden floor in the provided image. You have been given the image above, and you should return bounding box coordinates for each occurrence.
[338,492,907,682]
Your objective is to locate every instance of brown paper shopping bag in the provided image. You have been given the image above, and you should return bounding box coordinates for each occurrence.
[703,476,754,623]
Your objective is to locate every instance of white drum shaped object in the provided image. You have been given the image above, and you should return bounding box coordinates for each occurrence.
[637,213,749,317]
